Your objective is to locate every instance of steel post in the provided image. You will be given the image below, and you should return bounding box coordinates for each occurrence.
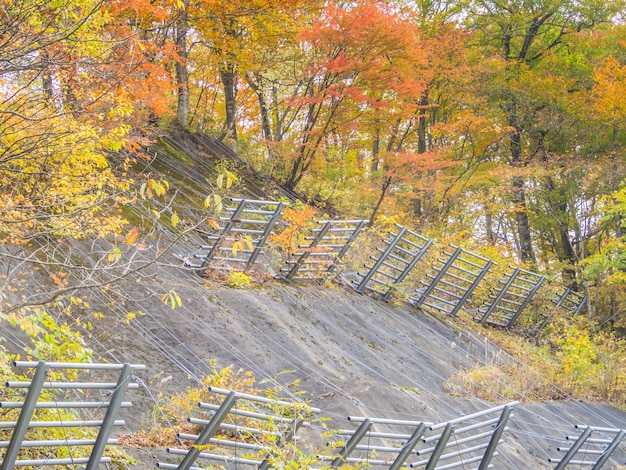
[591,429,624,470]
[389,423,426,470]
[552,426,593,470]
[248,202,286,267]
[423,423,454,470]
[355,228,405,293]
[477,405,512,470]
[413,247,461,309]
[479,268,520,325]
[330,419,372,467]
[1,362,49,470]
[86,364,133,470]
[176,391,237,470]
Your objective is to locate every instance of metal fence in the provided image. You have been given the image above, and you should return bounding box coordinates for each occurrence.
[410,245,493,317]
[0,361,144,469]
[549,425,625,469]
[322,402,518,469]
[351,224,433,301]
[157,390,520,470]
[186,198,286,271]
[157,386,319,470]
[280,220,368,281]
[476,268,546,328]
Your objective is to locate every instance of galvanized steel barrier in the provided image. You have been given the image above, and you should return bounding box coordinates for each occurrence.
[351,224,433,301]
[0,361,144,469]
[187,198,286,270]
[476,267,546,328]
[183,201,585,332]
[410,245,493,317]
[157,386,319,470]
[321,402,518,469]
[549,424,625,469]
[280,219,368,281]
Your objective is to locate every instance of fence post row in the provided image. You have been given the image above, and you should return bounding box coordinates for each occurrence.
[0,361,144,470]
[185,205,585,332]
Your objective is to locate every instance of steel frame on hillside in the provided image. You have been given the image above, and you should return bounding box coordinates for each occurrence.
[323,402,518,469]
[533,287,587,335]
[351,224,432,301]
[157,386,319,470]
[187,198,286,271]
[410,245,493,317]
[280,219,368,280]
[549,424,625,469]
[0,361,144,469]
[476,267,545,328]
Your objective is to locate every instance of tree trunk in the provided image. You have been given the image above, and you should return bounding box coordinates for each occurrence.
[370,176,392,225]
[175,2,189,128]
[417,92,428,155]
[545,176,578,289]
[509,109,536,266]
[611,124,622,238]
[220,65,238,152]
[246,73,273,143]
[485,208,495,245]
[41,49,55,106]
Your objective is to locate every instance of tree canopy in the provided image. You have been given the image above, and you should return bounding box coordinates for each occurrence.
[1,0,626,335]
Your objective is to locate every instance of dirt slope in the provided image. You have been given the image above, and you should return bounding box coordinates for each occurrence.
[85,270,626,468]
[3,130,625,468]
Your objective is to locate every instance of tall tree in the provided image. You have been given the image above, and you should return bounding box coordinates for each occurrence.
[466,0,624,266]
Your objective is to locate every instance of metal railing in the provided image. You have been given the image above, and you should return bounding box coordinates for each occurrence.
[351,224,433,301]
[157,386,319,470]
[0,361,145,469]
[186,198,286,271]
[322,402,518,469]
[410,245,493,317]
[476,267,545,328]
[549,424,625,469]
[280,219,368,280]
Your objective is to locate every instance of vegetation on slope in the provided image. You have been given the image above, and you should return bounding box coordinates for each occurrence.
[1,0,626,463]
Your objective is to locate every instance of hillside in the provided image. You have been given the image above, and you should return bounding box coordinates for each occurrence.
[4,130,624,469]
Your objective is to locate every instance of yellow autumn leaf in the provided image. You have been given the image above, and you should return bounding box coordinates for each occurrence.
[125,227,140,244]
[107,246,122,264]
[125,311,136,324]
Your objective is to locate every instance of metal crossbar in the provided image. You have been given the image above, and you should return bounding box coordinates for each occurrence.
[322,403,517,469]
[554,287,586,316]
[549,425,625,469]
[408,402,518,470]
[476,267,545,328]
[157,386,319,470]
[280,219,368,280]
[410,245,493,317]
[0,361,145,469]
[533,287,588,335]
[186,198,286,271]
[351,224,432,301]
[320,416,429,468]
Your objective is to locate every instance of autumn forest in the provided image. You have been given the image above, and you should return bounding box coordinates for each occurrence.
[2,0,626,402]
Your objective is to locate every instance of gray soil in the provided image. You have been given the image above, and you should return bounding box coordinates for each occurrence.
[81,272,626,469]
